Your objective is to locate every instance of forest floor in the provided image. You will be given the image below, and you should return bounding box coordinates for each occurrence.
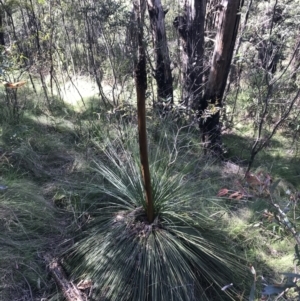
[1,85,300,300]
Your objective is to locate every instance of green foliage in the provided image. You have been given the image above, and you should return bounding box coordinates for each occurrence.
[0,0,299,300]
[66,135,249,301]
[0,181,62,300]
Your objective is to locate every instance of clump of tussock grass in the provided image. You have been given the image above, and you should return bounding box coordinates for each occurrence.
[64,130,251,301]
[0,180,68,300]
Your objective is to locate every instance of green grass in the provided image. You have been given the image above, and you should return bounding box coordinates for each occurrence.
[0,180,65,300]
[223,127,300,190]
[0,96,80,300]
[0,88,300,300]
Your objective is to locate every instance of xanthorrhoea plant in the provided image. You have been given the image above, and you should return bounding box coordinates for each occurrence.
[133,0,154,223]
[66,138,249,301]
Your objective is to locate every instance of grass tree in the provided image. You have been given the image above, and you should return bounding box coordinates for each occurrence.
[66,133,250,300]
[65,1,249,300]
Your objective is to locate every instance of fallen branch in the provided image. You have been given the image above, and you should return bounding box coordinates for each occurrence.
[43,253,85,301]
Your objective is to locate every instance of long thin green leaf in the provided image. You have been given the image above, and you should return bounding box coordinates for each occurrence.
[249,282,256,301]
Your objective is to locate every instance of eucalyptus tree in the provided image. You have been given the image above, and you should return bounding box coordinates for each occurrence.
[0,0,133,107]
[199,0,244,155]
[173,0,244,153]
[147,0,173,106]
[0,7,4,46]
[173,0,206,111]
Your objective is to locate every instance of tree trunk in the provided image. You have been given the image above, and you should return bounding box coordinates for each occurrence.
[133,0,154,223]
[199,0,244,155]
[0,8,5,46]
[291,38,300,80]
[147,0,173,108]
[205,0,222,32]
[174,0,206,111]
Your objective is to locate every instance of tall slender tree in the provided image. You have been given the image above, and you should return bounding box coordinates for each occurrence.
[199,0,244,154]
[0,7,4,46]
[147,0,173,107]
[174,0,206,111]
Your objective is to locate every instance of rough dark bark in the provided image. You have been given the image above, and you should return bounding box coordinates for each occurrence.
[147,0,173,107]
[199,0,244,155]
[257,39,280,74]
[174,0,206,110]
[173,15,189,105]
[205,0,222,32]
[223,0,252,96]
[291,38,300,80]
[133,0,154,223]
[0,9,4,46]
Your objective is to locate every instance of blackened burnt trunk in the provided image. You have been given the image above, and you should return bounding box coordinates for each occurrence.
[147,0,173,106]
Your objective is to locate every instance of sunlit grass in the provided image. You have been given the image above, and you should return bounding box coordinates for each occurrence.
[0,92,299,300]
